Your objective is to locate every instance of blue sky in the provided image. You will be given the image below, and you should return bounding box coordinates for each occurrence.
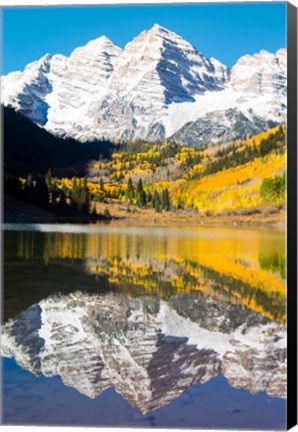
[1,2,287,74]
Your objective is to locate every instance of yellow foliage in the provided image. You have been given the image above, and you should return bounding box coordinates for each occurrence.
[37,227,285,323]
[247,125,286,147]
[57,178,126,198]
[171,153,286,213]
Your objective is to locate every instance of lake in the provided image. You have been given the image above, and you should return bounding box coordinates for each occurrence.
[1,223,287,429]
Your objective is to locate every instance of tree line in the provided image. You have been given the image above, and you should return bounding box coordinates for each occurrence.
[198,126,285,179]
[125,178,171,212]
[4,170,102,219]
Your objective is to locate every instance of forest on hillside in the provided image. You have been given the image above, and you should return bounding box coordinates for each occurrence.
[4,121,286,223]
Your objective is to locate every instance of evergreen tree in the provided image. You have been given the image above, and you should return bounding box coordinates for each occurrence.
[136,178,147,207]
[147,191,152,205]
[125,177,135,202]
[137,178,143,194]
[138,189,147,208]
[161,188,170,211]
[153,190,161,212]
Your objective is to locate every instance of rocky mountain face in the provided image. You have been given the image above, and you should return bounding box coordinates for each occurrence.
[170,108,278,147]
[1,25,286,145]
[1,36,122,139]
[231,49,286,98]
[1,292,286,413]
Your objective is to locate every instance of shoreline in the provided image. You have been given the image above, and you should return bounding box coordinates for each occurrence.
[4,195,286,229]
[4,212,286,230]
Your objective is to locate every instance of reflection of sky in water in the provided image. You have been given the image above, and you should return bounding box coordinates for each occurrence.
[2,226,287,429]
[3,358,286,429]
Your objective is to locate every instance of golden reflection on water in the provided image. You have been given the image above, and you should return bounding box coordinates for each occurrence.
[11,225,286,323]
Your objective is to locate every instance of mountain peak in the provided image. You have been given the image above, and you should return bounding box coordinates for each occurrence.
[40,53,53,62]
[147,23,187,43]
[2,25,287,145]
[86,34,119,49]
[70,35,122,58]
[150,23,171,33]
[23,53,53,75]
[128,23,180,48]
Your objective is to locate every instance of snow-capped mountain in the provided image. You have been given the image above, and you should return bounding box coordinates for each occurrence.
[170,108,278,147]
[1,25,287,145]
[1,36,122,138]
[169,49,287,145]
[1,292,286,413]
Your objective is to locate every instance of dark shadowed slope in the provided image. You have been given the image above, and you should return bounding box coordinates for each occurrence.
[3,106,117,177]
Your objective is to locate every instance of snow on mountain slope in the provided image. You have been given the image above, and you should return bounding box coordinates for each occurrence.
[230,49,287,121]
[166,49,287,142]
[1,25,287,145]
[109,24,230,100]
[45,36,122,139]
[170,107,278,147]
[1,54,67,126]
[1,292,286,412]
[231,49,286,97]
[1,36,122,139]
[78,24,231,142]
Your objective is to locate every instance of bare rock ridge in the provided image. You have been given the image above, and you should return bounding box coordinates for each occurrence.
[1,24,287,145]
[1,292,286,413]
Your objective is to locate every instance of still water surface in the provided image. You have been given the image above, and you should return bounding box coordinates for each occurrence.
[1,223,286,428]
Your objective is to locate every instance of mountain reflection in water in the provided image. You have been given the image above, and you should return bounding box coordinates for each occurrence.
[2,225,287,426]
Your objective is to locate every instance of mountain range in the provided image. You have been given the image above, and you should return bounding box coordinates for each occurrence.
[1,24,287,146]
[1,292,286,413]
